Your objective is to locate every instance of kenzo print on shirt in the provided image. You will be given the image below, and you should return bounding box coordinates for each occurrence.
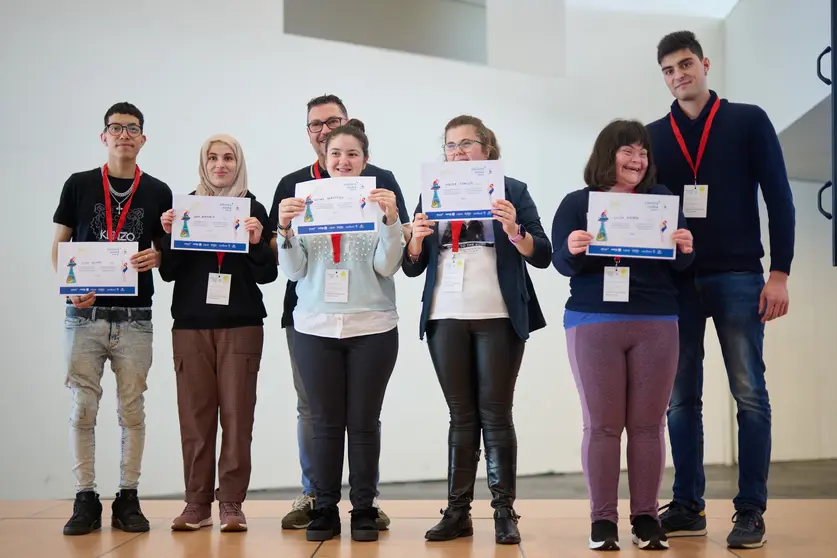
[91,203,145,242]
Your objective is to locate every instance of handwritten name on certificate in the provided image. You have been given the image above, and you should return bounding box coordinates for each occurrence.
[586,191,680,260]
[421,160,506,221]
[171,195,251,253]
[57,242,139,296]
[293,177,379,236]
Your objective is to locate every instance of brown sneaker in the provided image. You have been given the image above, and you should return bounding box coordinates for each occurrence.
[171,503,212,531]
[220,502,247,532]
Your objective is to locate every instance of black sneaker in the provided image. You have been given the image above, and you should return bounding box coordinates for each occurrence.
[111,489,150,532]
[350,507,379,542]
[306,505,341,542]
[589,519,619,551]
[631,515,669,550]
[726,509,766,549]
[659,501,707,537]
[63,491,103,536]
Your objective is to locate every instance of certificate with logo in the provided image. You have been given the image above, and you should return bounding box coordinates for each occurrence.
[586,191,680,259]
[57,242,139,296]
[421,160,505,221]
[293,177,379,236]
[171,195,251,253]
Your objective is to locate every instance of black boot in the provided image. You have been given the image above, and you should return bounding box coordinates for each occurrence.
[306,505,341,541]
[63,491,102,536]
[350,507,379,542]
[485,440,521,544]
[425,443,480,541]
[111,489,150,532]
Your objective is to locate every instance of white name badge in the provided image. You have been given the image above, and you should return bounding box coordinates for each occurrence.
[683,184,708,218]
[603,266,630,302]
[325,269,349,303]
[206,273,232,305]
[441,258,465,292]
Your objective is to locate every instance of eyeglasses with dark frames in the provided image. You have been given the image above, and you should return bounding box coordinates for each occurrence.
[443,139,484,153]
[307,116,345,133]
[104,123,142,137]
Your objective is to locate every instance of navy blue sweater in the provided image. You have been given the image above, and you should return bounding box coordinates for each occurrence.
[551,185,695,315]
[647,90,795,275]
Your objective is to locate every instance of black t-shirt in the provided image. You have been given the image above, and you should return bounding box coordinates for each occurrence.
[53,167,173,308]
[267,161,410,328]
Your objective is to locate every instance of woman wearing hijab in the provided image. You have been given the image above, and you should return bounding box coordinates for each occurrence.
[158,134,278,532]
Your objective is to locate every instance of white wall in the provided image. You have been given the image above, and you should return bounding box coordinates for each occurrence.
[755,180,837,462]
[724,0,831,134]
[1,0,827,501]
[284,0,488,65]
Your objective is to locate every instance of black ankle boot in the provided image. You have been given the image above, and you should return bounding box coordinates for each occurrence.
[350,507,379,542]
[306,505,341,541]
[485,442,521,544]
[63,491,102,536]
[111,489,150,532]
[425,444,480,541]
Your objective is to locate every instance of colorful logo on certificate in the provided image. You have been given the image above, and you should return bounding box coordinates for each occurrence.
[660,219,668,242]
[66,256,77,284]
[233,218,240,239]
[180,210,191,238]
[431,179,441,208]
[122,261,128,281]
[488,183,495,196]
[360,197,367,210]
[596,210,609,241]
[304,195,315,222]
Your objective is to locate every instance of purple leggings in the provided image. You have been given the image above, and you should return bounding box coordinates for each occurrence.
[566,320,679,524]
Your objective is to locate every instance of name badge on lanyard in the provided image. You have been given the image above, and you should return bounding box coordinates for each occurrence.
[313,161,350,304]
[207,252,232,305]
[603,257,629,302]
[670,96,720,219]
[442,220,466,292]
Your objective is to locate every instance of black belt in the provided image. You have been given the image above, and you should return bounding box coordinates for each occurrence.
[66,307,152,322]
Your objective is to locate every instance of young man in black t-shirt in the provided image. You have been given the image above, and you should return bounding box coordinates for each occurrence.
[51,102,173,536]
[268,94,410,531]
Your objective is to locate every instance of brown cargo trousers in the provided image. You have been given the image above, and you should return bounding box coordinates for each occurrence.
[172,326,263,504]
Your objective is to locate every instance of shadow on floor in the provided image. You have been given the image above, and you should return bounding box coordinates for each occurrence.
[148,459,837,501]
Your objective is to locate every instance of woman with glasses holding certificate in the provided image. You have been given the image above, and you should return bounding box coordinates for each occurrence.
[157,135,277,533]
[551,120,694,551]
[402,115,551,545]
[276,119,404,543]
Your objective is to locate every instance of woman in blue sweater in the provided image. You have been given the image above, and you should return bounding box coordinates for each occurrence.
[276,119,404,543]
[402,115,551,545]
[551,120,695,552]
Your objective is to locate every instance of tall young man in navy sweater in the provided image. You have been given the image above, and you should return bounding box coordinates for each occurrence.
[647,31,795,550]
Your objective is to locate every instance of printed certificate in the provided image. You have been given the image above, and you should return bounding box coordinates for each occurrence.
[421,160,505,221]
[171,195,251,253]
[57,242,139,296]
[293,177,379,235]
[586,191,680,259]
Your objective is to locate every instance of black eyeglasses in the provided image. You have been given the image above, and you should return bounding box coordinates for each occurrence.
[105,123,142,137]
[307,117,345,133]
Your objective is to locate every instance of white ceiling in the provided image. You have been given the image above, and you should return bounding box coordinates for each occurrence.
[446,1,740,20]
[567,0,739,19]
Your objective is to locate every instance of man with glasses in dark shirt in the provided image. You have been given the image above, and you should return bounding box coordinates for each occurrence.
[52,102,172,536]
[268,94,410,531]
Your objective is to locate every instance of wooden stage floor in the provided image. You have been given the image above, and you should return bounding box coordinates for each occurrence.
[1,499,834,557]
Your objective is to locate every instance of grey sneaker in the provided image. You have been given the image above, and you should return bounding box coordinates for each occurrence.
[281,494,315,529]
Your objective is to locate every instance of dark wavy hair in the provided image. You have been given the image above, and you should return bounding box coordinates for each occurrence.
[583,119,656,193]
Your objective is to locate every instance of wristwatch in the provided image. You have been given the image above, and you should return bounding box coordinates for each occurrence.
[509,224,527,244]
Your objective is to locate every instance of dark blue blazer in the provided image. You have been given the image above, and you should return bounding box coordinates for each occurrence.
[401,176,551,341]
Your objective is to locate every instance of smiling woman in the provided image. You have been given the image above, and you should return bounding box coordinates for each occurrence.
[550,118,695,551]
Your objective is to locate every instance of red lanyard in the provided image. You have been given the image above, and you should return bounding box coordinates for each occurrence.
[451,220,464,253]
[313,161,343,264]
[669,96,720,184]
[217,252,225,272]
[102,164,141,242]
